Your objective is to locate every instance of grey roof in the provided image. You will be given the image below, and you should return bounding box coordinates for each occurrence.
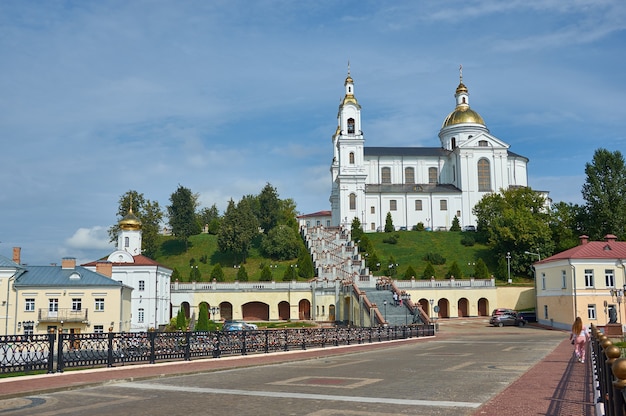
[14,265,128,288]
[0,254,21,268]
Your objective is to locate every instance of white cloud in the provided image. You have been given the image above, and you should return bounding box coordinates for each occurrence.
[66,227,115,251]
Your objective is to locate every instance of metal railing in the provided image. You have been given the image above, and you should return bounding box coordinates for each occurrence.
[590,324,626,415]
[0,324,435,376]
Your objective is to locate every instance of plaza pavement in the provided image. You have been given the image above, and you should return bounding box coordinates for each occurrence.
[0,318,598,415]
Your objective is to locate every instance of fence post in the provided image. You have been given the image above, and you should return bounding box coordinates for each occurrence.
[184,331,191,361]
[148,331,157,364]
[47,329,55,374]
[107,329,114,367]
[612,357,626,416]
[56,328,64,373]
[264,330,269,353]
[212,332,221,358]
[604,345,626,415]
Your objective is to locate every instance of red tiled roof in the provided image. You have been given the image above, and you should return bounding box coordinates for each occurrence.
[82,254,171,270]
[539,236,626,264]
[297,210,332,218]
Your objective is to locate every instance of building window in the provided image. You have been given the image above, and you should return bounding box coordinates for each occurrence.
[370,206,375,214]
[349,152,355,164]
[138,308,145,323]
[404,167,415,184]
[72,298,82,311]
[347,118,355,134]
[316,220,321,226]
[349,193,356,210]
[326,220,331,226]
[477,159,491,191]
[95,298,105,311]
[561,270,567,289]
[49,299,59,313]
[541,273,546,290]
[415,200,422,211]
[584,269,594,288]
[478,140,488,147]
[306,220,310,227]
[139,280,145,291]
[543,304,548,319]
[456,210,461,217]
[94,325,104,334]
[370,223,375,231]
[587,304,597,320]
[428,167,438,184]
[25,298,35,312]
[606,269,615,287]
[440,200,447,211]
[381,167,391,184]
[390,200,397,211]
[124,236,129,247]
[23,321,34,335]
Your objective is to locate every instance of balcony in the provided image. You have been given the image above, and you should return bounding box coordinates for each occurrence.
[38,308,89,323]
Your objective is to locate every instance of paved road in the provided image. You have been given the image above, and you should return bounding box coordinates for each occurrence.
[0,319,566,416]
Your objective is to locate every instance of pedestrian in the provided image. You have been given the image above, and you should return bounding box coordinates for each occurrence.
[569,317,588,363]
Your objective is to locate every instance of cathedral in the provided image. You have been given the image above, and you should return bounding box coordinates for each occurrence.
[329,68,530,231]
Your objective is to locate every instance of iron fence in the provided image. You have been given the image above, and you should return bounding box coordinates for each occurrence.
[0,324,435,376]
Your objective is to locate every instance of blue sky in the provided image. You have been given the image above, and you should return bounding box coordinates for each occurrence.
[1,1,625,265]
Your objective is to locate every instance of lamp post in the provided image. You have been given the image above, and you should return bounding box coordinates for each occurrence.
[610,288,624,326]
[209,306,220,321]
[401,292,411,325]
[506,252,511,283]
[429,299,434,320]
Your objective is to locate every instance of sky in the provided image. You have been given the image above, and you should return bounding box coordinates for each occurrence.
[1,0,625,266]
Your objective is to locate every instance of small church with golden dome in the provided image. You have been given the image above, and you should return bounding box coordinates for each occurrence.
[329,67,530,231]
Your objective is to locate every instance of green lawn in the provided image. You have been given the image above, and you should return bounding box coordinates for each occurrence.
[155,230,500,283]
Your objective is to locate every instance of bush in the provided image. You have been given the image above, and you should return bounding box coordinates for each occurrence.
[461,235,475,246]
[383,234,399,244]
[423,252,446,265]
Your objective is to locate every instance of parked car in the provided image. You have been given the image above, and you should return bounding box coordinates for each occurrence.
[489,313,526,327]
[491,308,516,316]
[462,225,476,232]
[517,311,537,322]
[222,321,258,331]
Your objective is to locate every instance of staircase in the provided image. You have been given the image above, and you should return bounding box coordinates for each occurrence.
[361,287,415,326]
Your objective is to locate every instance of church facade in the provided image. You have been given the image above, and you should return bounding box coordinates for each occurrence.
[329,70,529,231]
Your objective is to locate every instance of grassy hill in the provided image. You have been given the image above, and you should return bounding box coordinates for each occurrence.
[154,230,500,283]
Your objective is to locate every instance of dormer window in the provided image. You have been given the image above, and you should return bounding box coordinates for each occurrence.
[347,118,355,134]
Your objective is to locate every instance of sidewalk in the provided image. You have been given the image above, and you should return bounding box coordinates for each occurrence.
[473,337,598,415]
[0,327,600,415]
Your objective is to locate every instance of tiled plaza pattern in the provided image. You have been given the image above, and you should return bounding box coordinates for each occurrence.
[0,321,600,415]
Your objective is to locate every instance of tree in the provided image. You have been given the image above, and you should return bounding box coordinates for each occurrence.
[176,308,187,331]
[236,265,249,282]
[167,185,201,249]
[450,216,461,231]
[108,190,164,259]
[385,255,398,277]
[277,198,298,230]
[283,264,298,281]
[384,212,394,232]
[473,187,554,277]
[217,198,260,264]
[368,252,380,271]
[581,148,626,240]
[171,268,182,282]
[351,217,363,242]
[357,234,373,254]
[474,258,490,279]
[422,262,436,279]
[197,204,220,234]
[210,263,225,282]
[260,265,273,281]
[549,201,583,252]
[260,224,300,260]
[189,266,201,282]
[297,245,315,279]
[446,261,463,279]
[404,265,417,280]
[195,303,209,331]
[258,183,280,233]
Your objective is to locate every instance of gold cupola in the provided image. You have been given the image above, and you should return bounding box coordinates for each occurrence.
[442,65,485,128]
[119,207,142,231]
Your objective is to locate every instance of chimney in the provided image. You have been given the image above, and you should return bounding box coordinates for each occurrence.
[605,234,618,243]
[96,261,113,277]
[61,257,76,269]
[12,247,21,264]
[579,235,589,245]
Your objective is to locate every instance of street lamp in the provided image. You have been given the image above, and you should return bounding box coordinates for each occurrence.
[209,306,220,320]
[610,288,624,325]
[401,292,411,325]
[429,299,434,320]
[524,251,541,321]
[506,252,511,283]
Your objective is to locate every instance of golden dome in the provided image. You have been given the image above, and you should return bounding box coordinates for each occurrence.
[442,107,485,127]
[119,208,142,231]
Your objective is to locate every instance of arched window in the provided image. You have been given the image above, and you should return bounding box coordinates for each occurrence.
[349,152,355,164]
[404,167,415,184]
[478,158,491,191]
[349,193,356,210]
[347,118,355,134]
[381,167,391,184]
[428,167,438,184]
